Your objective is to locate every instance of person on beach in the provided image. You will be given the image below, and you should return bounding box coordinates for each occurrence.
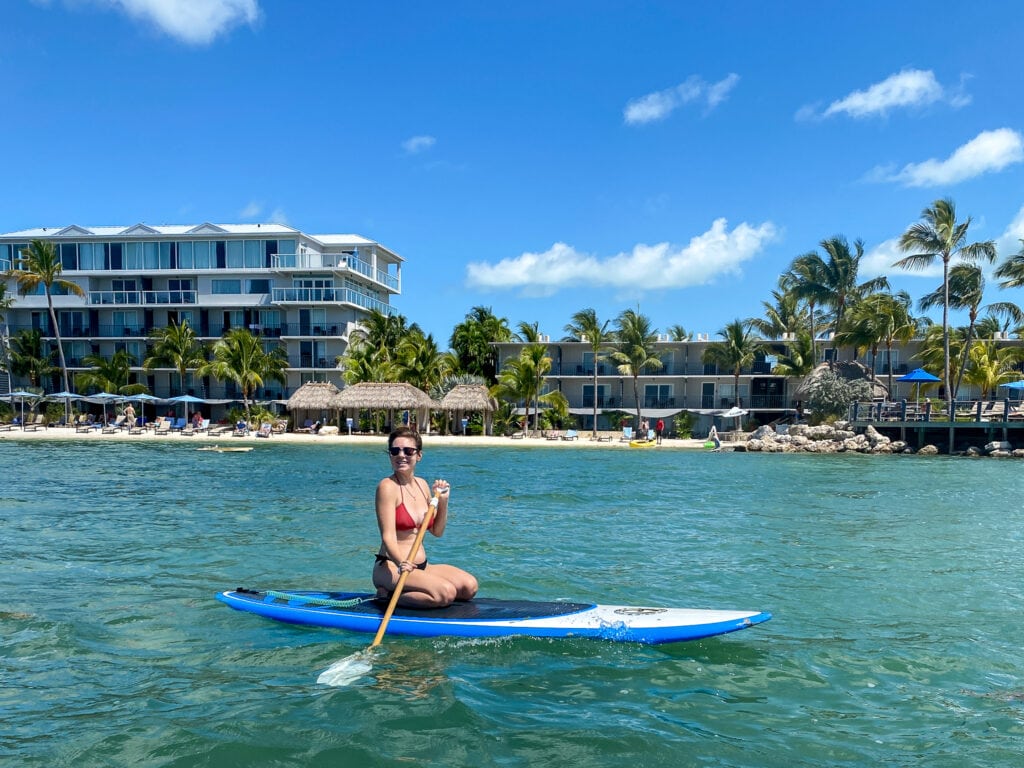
[124,403,136,425]
[372,426,478,608]
[708,425,721,451]
[655,418,664,444]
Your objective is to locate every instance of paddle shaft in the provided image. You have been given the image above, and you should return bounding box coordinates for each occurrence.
[370,491,439,648]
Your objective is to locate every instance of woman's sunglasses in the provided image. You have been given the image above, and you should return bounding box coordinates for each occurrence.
[388,446,419,456]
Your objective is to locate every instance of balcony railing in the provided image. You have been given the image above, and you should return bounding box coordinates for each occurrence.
[89,290,197,306]
[270,287,395,315]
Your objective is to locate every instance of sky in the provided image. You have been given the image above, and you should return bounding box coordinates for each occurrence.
[4,1,1024,344]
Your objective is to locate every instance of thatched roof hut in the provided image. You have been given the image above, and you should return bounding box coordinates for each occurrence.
[440,384,496,413]
[286,381,341,411]
[285,381,342,431]
[334,382,436,433]
[335,382,434,410]
[440,384,497,435]
[795,361,890,401]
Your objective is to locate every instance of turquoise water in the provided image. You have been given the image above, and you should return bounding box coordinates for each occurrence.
[2,439,1023,767]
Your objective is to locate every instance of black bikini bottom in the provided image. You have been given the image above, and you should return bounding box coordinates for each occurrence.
[375,554,427,570]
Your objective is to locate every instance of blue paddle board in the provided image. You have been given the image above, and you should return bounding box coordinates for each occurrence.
[216,588,771,645]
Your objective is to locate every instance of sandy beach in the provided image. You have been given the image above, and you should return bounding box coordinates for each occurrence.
[0,425,714,450]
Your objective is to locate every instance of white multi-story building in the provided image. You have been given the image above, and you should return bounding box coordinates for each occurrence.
[0,223,402,407]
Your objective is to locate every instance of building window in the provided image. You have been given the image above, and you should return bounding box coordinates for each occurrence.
[247,279,271,294]
[212,280,242,294]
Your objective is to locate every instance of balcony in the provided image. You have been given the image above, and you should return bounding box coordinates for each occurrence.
[89,290,197,306]
[272,253,399,292]
[271,287,395,315]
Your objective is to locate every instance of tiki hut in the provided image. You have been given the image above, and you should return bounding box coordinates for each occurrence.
[286,381,341,431]
[334,382,436,433]
[440,384,497,435]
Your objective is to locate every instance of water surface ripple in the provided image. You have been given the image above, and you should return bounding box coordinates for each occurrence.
[2,440,1023,766]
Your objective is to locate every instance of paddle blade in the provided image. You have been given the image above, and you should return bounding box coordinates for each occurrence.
[317,651,374,687]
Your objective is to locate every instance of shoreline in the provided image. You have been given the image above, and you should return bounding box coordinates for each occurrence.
[0,427,716,450]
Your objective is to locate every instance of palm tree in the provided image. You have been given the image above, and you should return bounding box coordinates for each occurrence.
[7,239,86,417]
[491,352,566,434]
[784,255,829,364]
[450,306,512,384]
[963,341,1024,399]
[610,309,662,429]
[895,198,996,418]
[836,291,919,395]
[994,238,1024,289]
[665,324,689,341]
[395,328,450,393]
[564,308,613,438]
[792,236,889,359]
[198,328,288,422]
[702,319,765,408]
[76,350,148,396]
[919,264,1022,402]
[144,320,207,396]
[748,280,808,339]
[9,329,55,388]
[773,331,817,377]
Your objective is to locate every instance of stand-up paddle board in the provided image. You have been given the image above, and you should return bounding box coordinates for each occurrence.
[216,588,771,645]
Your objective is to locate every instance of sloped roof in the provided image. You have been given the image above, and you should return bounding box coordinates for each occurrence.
[285,381,341,411]
[334,382,435,410]
[440,384,496,412]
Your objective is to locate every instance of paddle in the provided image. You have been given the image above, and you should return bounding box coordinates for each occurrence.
[317,490,440,686]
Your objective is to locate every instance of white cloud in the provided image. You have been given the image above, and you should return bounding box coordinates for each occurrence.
[465,218,777,297]
[239,201,262,219]
[801,69,970,120]
[624,74,739,125]
[997,205,1024,257]
[863,236,944,280]
[92,0,260,45]
[402,135,436,155]
[268,207,289,225]
[872,128,1024,187]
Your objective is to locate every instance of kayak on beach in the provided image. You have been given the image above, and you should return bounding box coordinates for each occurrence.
[216,588,771,645]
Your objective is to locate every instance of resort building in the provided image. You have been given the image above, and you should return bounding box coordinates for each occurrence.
[0,223,402,406]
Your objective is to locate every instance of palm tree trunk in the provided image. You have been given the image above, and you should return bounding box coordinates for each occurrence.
[46,290,72,422]
[952,316,977,402]
[942,257,952,421]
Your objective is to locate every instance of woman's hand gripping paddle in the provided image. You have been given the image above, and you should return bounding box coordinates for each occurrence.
[317,491,440,686]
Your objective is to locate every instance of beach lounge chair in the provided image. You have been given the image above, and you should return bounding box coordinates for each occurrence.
[545,431,562,440]
[0,421,13,432]
[76,415,95,433]
[619,426,633,442]
[128,417,146,435]
[169,417,187,432]
[23,414,47,432]
[561,429,579,441]
[509,430,525,439]
[295,419,314,434]
[209,423,233,436]
[256,422,272,438]
[102,415,126,434]
[232,421,249,437]
[154,418,172,435]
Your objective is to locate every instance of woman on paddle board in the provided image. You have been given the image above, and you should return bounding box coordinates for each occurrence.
[372,426,478,608]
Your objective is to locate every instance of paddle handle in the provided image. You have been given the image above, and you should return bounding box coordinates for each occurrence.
[370,491,440,648]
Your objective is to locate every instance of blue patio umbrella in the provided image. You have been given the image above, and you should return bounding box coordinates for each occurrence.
[3,390,38,426]
[998,380,1024,390]
[897,368,941,408]
[48,391,82,425]
[85,392,124,425]
[167,394,207,425]
[128,393,162,425]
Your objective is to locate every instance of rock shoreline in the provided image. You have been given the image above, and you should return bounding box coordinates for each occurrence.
[736,423,1024,458]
